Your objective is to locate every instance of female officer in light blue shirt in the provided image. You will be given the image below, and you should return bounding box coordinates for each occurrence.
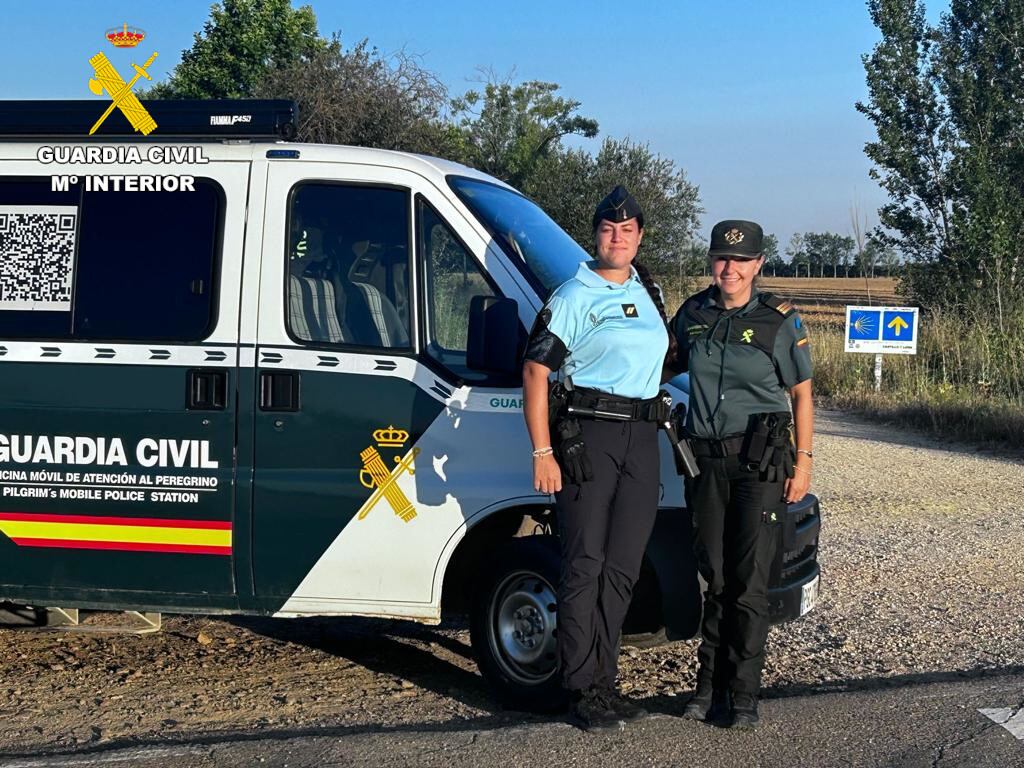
[522,186,672,731]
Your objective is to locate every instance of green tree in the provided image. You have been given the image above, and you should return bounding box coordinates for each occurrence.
[803,232,856,278]
[256,37,455,154]
[761,233,785,276]
[859,0,1024,320]
[786,233,809,277]
[523,137,702,283]
[451,78,599,189]
[145,0,324,99]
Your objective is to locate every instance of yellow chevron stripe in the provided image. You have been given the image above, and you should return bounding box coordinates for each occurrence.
[0,520,231,547]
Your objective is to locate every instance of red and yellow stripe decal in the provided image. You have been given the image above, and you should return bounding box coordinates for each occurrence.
[0,512,231,556]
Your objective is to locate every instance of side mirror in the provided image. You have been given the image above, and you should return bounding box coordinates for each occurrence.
[467,296,520,374]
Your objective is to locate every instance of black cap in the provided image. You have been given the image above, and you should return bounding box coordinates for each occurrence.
[593,185,644,229]
[708,220,764,259]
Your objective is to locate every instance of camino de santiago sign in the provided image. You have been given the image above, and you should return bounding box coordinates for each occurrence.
[845,306,919,355]
[845,305,919,391]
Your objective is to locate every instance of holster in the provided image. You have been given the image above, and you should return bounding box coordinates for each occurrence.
[740,411,794,483]
[664,401,699,478]
[548,380,593,485]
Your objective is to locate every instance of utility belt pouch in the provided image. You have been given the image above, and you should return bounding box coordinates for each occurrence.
[741,411,794,483]
[553,415,593,485]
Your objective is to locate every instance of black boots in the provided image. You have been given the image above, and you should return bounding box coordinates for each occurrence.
[685,680,760,729]
[682,678,715,720]
[730,692,760,729]
[598,685,648,722]
[567,687,623,732]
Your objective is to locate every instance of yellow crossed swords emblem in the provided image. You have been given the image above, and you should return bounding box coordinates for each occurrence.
[87,51,158,135]
[358,425,420,523]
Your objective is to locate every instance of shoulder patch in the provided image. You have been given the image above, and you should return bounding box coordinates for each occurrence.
[760,292,797,317]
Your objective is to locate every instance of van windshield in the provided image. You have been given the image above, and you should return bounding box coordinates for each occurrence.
[448,176,589,299]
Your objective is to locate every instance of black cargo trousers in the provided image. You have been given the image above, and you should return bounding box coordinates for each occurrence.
[555,418,660,692]
[684,453,784,695]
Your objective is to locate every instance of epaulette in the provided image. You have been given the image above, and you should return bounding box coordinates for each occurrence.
[759,292,797,317]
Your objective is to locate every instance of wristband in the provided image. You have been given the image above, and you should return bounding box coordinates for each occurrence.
[794,465,811,475]
[796,449,814,459]
[532,447,554,458]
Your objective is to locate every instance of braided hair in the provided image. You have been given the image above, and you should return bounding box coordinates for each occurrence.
[632,258,678,370]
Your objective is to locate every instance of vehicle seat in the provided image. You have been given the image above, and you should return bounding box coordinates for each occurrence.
[288,272,348,344]
[344,240,410,348]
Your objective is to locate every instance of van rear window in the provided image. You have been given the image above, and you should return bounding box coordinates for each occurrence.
[0,176,222,341]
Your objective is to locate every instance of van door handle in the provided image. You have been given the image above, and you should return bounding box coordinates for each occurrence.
[187,369,227,410]
[259,371,301,412]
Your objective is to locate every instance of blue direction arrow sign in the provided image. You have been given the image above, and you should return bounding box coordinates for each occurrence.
[882,310,915,342]
[845,305,919,355]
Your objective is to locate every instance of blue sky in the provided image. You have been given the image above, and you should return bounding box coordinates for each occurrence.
[1,0,949,251]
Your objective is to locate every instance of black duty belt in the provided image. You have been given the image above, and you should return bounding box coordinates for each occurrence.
[565,387,665,423]
[689,435,746,458]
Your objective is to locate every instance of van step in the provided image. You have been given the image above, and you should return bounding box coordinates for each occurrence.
[40,608,162,635]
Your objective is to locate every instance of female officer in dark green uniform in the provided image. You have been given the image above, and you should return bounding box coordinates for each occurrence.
[522,186,672,731]
[667,219,814,729]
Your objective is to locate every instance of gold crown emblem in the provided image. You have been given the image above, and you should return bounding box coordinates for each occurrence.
[724,228,745,246]
[373,425,409,448]
[106,23,146,48]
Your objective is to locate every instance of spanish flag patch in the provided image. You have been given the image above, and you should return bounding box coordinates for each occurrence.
[797,337,809,347]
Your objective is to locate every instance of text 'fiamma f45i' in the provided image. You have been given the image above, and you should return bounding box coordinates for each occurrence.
[0,100,821,709]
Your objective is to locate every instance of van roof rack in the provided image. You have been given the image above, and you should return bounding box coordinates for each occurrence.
[0,99,298,140]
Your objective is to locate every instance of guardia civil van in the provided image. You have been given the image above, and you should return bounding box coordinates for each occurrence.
[0,100,820,708]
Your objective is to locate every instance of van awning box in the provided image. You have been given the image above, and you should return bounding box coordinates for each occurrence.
[0,99,298,140]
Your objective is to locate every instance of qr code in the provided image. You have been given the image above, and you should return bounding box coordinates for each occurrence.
[0,206,77,311]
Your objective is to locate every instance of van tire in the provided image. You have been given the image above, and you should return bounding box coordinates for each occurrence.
[470,536,567,713]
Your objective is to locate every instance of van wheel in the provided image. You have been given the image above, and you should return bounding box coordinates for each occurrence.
[470,536,567,713]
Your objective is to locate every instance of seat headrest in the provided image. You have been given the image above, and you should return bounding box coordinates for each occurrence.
[349,240,380,282]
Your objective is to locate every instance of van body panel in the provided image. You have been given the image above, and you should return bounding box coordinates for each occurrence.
[0,157,250,602]
[252,161,538,611]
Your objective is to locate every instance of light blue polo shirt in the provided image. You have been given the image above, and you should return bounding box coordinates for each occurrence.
[543,261,669,399]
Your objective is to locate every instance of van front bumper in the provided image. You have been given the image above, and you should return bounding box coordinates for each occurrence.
[768,493,822,623]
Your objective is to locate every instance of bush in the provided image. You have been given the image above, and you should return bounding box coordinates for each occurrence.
[810,309,1024,447]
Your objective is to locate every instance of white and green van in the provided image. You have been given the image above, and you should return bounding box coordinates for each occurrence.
[0,100,820,709]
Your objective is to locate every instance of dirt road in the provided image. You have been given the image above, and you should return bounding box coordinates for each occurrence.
[1,410,1022,759]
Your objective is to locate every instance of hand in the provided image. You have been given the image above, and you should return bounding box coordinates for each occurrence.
[534,454,562,494]
[784,467,811,503]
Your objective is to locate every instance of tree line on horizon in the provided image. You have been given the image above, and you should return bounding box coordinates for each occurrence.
[144,0,1022,311]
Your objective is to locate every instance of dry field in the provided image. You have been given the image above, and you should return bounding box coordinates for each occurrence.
[759,277,901,328]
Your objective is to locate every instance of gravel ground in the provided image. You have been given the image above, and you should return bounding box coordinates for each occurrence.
[1,409,1022,754]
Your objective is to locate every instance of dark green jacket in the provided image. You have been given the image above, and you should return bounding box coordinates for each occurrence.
[669,286,813,439]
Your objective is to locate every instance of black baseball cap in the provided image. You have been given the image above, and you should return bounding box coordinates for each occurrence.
[593,185,644,229]
[708,220,763,259]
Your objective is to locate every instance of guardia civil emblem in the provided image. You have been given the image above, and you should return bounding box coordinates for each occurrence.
[724,228,745,246]
[358,425,420,523]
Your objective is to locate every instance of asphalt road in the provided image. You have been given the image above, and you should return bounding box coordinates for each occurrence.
[1,670,1021,768]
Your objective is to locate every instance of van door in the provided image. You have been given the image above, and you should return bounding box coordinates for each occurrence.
[251,162,533,615]
[0,158,247,605]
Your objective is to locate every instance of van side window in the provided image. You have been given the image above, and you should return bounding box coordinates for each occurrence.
[0,176,222,341]
[417,197,504,382]
[287,184,411,350]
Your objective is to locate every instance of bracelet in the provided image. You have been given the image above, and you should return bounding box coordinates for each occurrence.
[532,447,553,458]
[796,449,814,459]
[794,465,811,475]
